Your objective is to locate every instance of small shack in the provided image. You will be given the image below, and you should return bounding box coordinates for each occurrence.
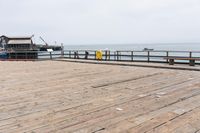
[0,35,38,59]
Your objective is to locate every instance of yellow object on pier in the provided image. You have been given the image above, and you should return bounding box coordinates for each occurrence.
[96,50,103,60]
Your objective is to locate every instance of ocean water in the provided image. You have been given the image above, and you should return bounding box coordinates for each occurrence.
[64,43,200,51]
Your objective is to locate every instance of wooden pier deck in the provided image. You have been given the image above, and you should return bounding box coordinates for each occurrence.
[0,61,200,133]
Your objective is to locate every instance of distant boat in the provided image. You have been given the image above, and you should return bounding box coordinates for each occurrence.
[143,48,154,51]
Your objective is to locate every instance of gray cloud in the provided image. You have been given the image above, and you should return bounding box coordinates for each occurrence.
[1,0,200,44]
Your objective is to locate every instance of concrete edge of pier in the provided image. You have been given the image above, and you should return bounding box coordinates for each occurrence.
[54,58,200,72]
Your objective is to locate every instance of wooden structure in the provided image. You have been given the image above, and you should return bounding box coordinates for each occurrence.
[0,35,36,51]
[0,35,38,59]
[62,50,200,66]
[0,61,200,132]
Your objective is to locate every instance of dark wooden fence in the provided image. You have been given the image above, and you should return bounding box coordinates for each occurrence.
[2,50,200,65]
[62,50,200,64]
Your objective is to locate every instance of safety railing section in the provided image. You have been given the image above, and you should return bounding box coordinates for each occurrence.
[1,50,200,64]
[0,51,64,60]
[63,50,200,64]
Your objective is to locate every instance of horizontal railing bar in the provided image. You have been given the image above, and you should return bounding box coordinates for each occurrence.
[4,50,200,54]
[63,50,200,53]
[1,50,200,65]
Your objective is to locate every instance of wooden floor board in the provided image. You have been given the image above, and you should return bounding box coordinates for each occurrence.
[0,61,200,133]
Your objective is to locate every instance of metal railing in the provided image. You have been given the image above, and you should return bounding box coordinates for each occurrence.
[1,50,200,65]
[62,50,200,64]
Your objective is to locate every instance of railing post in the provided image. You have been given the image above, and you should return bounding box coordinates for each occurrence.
[189,52,192,58]
[117,51,119,61]
[85,51,89,59]
[36,52,38,59]
[25,52,28,59]
[61,43,64,58]
[74,51,76,59]
[108,51,110,60]
[119,51,121,60]
[8,52,10,59]
[50,52,52,59]
[147,51,150,62]
[61,49,64,58]
[166,51,169,62]
[105,50,107,61]
[105,50,110,61]
[131,51,134,61]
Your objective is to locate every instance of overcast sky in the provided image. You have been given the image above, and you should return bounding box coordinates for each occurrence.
[1,0,200,45]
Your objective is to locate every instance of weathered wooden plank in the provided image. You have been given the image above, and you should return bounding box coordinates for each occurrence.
[147,107,200,133]
[0,61,200,133]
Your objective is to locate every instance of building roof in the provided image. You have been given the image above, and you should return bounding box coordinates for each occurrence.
[8,39,32,45]
[1,35,33,45]
[1,35,32,39]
